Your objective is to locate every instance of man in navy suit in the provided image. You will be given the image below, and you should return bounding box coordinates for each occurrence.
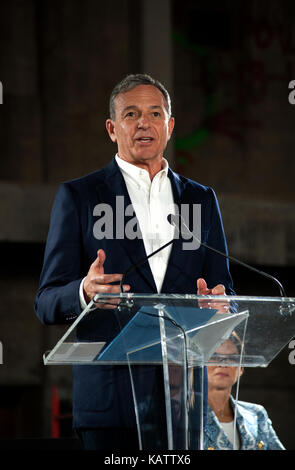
[35,74,234,450]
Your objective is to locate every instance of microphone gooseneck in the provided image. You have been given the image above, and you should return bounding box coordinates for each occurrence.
[167,213,287,298]
[119,237,175,293]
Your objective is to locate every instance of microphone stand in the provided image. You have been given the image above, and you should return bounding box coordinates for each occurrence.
[168,214,287,298]
[119,238,175,294]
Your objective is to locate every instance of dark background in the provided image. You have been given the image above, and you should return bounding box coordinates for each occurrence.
[0,0,294,450]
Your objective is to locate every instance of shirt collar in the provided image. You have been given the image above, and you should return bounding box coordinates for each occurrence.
[115,154,169,183]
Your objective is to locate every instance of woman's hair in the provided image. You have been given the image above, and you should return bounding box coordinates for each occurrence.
[229,330,244,355]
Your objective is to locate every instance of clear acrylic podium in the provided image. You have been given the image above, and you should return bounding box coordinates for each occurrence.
[43,294,295,450]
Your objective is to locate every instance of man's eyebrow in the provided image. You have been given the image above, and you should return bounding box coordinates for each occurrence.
[122,105,137,112]
[149,105,163,111]
[121,105,162,114]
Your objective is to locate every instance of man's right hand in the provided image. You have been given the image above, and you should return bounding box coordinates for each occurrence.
[83,249,130,308]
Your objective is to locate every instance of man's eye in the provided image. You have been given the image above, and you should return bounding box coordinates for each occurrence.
[153,112,160,117]
[125,111,135,117]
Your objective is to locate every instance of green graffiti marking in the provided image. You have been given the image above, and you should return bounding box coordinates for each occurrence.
[172,31,214,156]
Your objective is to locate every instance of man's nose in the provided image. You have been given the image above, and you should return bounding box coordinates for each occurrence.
[137,114,150,128]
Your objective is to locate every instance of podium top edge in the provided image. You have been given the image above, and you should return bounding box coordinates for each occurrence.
[93,293,295,302]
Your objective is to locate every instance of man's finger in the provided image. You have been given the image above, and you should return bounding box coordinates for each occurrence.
[93,284,131,309]
[197,278,210,295]
[93,273,123,284]
[211,284,226,295]
[92,283,130,294]
[91,249,106,274]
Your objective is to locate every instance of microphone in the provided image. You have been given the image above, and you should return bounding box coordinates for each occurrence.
[119,236,175,293]
[167,213,287,298]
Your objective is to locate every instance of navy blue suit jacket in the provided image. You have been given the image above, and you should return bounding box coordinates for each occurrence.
[35,158,234,430]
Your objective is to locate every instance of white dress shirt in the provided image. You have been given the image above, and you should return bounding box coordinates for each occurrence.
[79,155,175,309]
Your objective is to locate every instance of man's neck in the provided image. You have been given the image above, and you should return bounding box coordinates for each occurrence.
[116,154,165,181]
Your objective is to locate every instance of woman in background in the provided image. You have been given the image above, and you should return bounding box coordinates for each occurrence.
[204,336,285,450]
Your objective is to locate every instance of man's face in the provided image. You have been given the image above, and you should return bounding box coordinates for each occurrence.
[106,85,174,166]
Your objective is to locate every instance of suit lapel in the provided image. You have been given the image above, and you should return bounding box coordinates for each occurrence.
[95,158,157,291]
[235,401,256,450]
[205,408,234,450]
[161,169,192,292]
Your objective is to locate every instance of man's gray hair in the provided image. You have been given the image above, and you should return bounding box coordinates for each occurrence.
[109,73,172,120]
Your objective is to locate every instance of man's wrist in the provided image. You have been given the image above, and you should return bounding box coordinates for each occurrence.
[79,277,88,309]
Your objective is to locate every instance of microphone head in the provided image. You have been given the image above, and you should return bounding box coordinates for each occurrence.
[167,213,183,238]
[167,213,180,227]
[167,213,196,242]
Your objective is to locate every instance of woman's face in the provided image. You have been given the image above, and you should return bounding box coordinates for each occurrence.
[207,339,243,391]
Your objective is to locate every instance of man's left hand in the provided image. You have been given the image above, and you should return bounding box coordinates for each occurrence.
[197,278,226,296]
[197,278,229,312]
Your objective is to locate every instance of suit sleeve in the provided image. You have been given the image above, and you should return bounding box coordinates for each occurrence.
[34,183,84,325]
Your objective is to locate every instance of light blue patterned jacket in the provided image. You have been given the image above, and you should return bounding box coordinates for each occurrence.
[204,398,285,450]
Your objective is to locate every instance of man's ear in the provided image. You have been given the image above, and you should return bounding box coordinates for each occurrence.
[106,119,117,143]
[167,116,175,141]
[240,367,244,377]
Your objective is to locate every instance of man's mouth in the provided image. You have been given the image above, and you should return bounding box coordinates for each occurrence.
[135,137,154,142]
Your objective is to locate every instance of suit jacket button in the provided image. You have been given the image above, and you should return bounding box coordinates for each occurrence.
[257,441,264,450]
[207,446,215,450]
